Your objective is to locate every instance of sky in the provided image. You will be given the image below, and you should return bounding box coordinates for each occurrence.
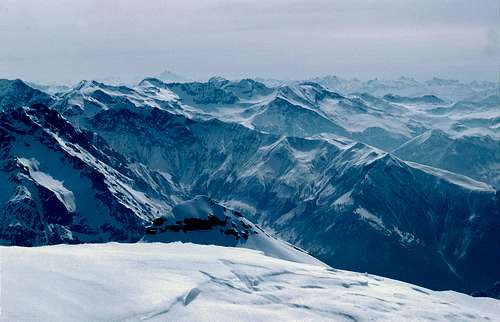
[1,0,499,84]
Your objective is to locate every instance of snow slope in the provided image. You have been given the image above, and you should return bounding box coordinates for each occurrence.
[144,195,323,266]
[51,80,182,126]
[0,105,177,245]
[2,242,499,322]
[393,130,500,189]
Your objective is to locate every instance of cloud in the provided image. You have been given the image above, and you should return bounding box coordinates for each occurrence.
[0,0,498,82]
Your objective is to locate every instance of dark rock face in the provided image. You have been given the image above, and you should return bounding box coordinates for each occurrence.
[251,96,349,138]
[393,130,500,189]
[0,105,175,246]
[146,211,252,241]
[294,82,344,102]
[0,79,53,110]
[383,93,445,104]
[148,214,228,234]
[221,79,274,99]
[167,82,239,105]
[472,281,500,299]
[143,197,259,248]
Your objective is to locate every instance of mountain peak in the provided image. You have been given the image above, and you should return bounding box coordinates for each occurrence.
[0,78,52,110]
[157,69,189,83]
[138,77,167,87]
[208,76,230,87]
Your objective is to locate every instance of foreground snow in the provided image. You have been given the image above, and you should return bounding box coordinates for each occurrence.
[1,243,498,322]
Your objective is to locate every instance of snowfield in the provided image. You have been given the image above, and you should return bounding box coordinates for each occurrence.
[1,243,499,322]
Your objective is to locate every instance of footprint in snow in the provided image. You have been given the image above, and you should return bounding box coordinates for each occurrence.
[183,288,201,306]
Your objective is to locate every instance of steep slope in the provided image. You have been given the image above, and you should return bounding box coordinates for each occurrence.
[144,195,322,265]
[394,130,500,188]
[383,94,445,104]
[0,104,311,264]
[164,80,239,105]
[27,81,72,95]
[160,79,421,150]
[0,105,177,245]
[3,243,499,322]
[51,80,182,125]
[157,69,190,83]
[250,96,349,138]
[144,77,497,155]
[221,78,274,99]
[0,79,53,110]
[83,105,499,294]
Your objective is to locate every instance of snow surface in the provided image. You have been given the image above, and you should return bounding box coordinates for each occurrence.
[355,207,385,230]
[406,161,496,192]
[145,196,324,266]
[1,242,499,322]
[17,157,76,212]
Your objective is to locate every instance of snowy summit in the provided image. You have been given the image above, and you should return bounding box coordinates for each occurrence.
[2,242,499,322]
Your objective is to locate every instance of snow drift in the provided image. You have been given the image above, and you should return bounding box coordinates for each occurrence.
[2,242,499,322]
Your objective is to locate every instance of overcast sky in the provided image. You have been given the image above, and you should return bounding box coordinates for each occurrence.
[1,0,498,83]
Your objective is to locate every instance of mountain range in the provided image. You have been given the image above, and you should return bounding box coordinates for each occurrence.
[0,76,498,298]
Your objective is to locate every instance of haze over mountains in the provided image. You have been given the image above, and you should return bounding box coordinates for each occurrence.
[0,74,498,304]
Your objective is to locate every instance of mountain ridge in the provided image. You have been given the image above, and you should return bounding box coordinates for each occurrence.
[0,78,498,296]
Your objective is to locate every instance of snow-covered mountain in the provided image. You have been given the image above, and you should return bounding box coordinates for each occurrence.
[2,242,499,322]
[141,77,498,186]
[157,69,191,83]
[393,130,500,189]
[383,93,445,105]
[309,75,499,101]
[144,195,322,266]
[0,104,180,245]
[75,99,498,294]
[0,78,499,297]
[0,79,53,110]
[26,81,73,95]
[151,78,421,150]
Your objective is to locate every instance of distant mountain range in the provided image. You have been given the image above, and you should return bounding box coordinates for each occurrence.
[0,76,498,297]
[306,75,499,101]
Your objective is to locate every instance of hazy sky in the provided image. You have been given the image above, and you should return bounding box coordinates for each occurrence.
[1,0,499,83]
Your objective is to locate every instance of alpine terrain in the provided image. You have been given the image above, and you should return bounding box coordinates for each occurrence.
[0,75,499,321]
